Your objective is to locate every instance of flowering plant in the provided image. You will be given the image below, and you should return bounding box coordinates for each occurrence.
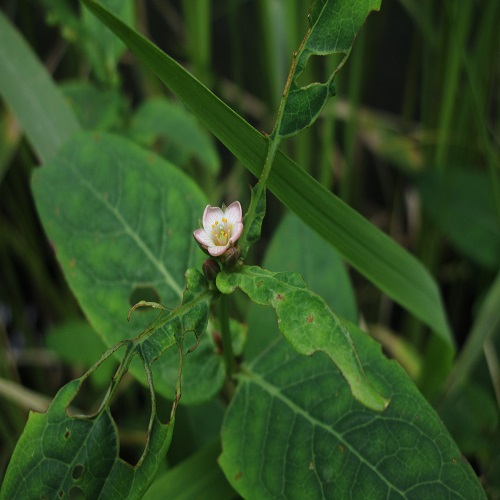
[0,1,488,499]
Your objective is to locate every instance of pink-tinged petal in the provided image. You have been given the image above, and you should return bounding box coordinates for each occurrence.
[203,206,224,232]
[193,228,214,247]
[224,201,242,224]
[230,221,244,242]
[208,244,229,257]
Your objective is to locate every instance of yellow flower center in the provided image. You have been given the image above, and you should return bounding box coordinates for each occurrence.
[211,218,233,246]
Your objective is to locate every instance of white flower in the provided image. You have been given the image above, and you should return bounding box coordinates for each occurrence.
[193,201,244,257]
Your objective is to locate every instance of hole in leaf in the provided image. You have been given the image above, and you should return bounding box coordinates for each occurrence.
[58,489,64,497]
[69,485,86,499]
[295,52,345,89]
[72,464,84,481]
[109,355,152,467]
[66,344,123,418]
[129,285,161,308]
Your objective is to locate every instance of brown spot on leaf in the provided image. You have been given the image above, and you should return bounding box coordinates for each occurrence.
[338,444,344,453]
[306,314,314,323]
[69,258,76,268]
[235,471,243,481]
[452,457,458,464]
[256,280,263,288]
[275,293,284,301]
[308,461,314,470]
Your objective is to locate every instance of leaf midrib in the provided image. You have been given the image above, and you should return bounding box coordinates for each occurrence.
[70,162,184,299]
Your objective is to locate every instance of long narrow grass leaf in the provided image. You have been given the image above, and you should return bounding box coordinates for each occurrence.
[80,0,453,351]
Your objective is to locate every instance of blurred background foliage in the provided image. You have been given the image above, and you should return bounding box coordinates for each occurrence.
[0,0,499,495]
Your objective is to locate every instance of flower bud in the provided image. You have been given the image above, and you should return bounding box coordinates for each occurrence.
[202,258,220,281]
[220,245,242,270]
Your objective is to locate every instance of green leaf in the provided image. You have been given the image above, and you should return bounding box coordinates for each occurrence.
[246,211,357,359]
[217,265,389,411]
[143,440,235,500]
[0,11,80,162]
[439,380,498,458]
[79,0,453,359]
[61,81,128,131]
[0,347,162,499]
[276,0,382,137]
[240,183,267,257]
[416,168,500,270]
[31,132,223,403]
[268,211,358,322]
[130,96,220,176]
[445,269,500,397]
[219,335,485,498]
[40,0,133,84]
[1,269,213,498]
[81,0,134,84]
[151,319,228,405]
[41,0,82,42]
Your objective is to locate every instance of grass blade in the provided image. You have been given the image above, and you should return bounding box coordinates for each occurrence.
[80,0,453,354]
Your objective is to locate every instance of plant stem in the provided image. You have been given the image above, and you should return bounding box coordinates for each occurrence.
[219,294,235,378]
[258,134,282,194]
[239,135,281,256]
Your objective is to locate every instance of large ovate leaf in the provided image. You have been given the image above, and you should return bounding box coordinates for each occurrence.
[0,11,80,162]
[217,266,389,412]
[276,0,382,137]
[0,269,213,499]
[31,132,224,403]
[219,335,485,498]
[80,0,453,365]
